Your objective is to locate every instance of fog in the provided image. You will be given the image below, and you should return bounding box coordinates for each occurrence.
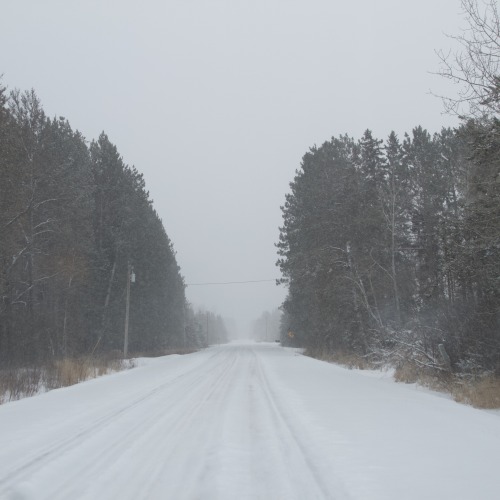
[0,0,462,334]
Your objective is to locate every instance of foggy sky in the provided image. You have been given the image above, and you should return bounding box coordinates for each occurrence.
[1,0,462,335]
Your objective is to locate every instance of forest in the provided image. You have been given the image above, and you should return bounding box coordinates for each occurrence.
[277,0,500,382]
[0,84,226,371]
[277,1,500,383]
[277,123,499,377]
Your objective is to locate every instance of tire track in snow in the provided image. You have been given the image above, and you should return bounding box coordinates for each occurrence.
[0,349,228,497]
[2,344,345,499]
[46,348,240,500]
[251,349,335,499]
[135,348,243,500]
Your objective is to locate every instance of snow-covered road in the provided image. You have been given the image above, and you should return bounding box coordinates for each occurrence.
[1,342,499,500]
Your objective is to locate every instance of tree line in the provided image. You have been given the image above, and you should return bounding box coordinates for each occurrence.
[277,123,499,375]
[185,307,230,347]
[277,0,500,378]
[0,84,189,366]
[252,309,281,342]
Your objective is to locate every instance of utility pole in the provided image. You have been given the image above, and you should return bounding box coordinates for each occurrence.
[124,261,135,358]
[206,311,209,346]
[182,301,187,349]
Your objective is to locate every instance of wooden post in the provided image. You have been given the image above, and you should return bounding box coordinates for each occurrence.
[124,261,131,358]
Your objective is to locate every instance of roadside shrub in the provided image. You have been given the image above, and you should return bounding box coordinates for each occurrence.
[0,356,135,404]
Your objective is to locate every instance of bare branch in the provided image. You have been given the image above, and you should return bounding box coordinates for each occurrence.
[434,0,500,117]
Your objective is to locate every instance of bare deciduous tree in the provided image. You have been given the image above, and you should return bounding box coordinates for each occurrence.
[436,0,500,117]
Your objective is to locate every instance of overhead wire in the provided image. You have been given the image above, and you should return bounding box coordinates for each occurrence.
[185,279,279,286]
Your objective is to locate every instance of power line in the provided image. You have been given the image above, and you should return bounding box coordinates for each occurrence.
[186,279,279,286]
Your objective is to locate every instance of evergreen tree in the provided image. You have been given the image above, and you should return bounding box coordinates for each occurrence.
[0,84,188,365]
[277,125,499,374]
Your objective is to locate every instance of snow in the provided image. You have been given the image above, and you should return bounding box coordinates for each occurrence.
[0,341,499,499]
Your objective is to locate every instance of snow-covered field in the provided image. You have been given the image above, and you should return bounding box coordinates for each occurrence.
[0,341,499,500]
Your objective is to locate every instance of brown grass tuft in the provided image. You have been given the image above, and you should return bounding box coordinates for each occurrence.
[0,368,42,402]
[48,358,94,387]
[309,351,500,409]
[394,361,421,384]
[394,361,500,409]
[0,356,135,404]
[451,376,500,409]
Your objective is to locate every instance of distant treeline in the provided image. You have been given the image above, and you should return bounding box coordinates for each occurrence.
[277,122,500,375]
[0,83,206,365]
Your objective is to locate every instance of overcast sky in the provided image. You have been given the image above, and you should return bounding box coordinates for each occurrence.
[1,0,463,335]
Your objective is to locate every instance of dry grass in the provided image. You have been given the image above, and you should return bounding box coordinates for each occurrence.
[394,361,452,392]
[0,368,42,402]
[311,352,500,409]
[0,347,195,404]
[0,356,135,404]
[451,376,500,409]
[48,358,94,388]
[395,360,500,409]
[394,361,423,384]
[46,356,132,388]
